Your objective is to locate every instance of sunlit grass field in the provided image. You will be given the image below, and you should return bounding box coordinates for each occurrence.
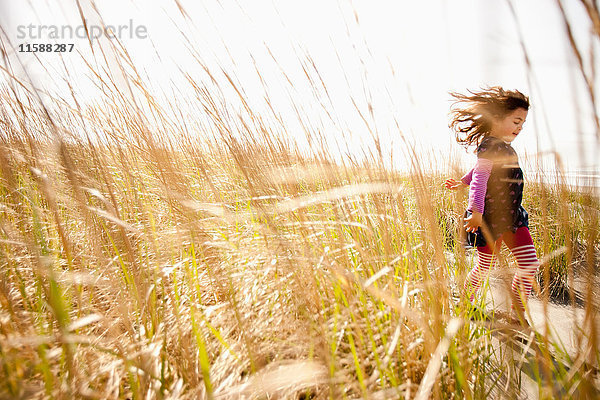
[0,80,598,399]
[1,2,600,396]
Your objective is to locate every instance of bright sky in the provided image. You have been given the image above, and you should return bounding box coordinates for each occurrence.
[0,0,598,183]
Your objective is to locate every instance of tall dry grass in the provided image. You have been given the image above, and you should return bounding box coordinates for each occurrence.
[0,1,599,399]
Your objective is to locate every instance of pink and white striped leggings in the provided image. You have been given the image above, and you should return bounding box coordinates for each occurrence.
[464,227,540,311]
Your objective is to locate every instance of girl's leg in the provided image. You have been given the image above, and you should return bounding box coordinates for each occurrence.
[503,227,540,311]
[465,238,502,302]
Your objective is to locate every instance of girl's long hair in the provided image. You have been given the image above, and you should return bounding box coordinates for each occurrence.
[449,86,530,148]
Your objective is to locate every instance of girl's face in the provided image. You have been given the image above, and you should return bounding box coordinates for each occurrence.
[490,108,528,143]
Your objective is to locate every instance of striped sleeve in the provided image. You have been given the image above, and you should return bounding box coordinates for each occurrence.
[461,168,473,185]
[468,158,493,213]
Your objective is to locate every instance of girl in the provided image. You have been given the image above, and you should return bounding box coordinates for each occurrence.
[444,87,539,324]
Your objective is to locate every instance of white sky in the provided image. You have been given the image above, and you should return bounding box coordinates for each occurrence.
[0,0,598,182]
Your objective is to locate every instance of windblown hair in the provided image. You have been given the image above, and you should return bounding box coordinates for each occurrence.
[449,86,530,148]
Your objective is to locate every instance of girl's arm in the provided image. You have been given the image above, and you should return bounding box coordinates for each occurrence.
[443,168,473,190]
[467,158,493,214]
[460,168,474,185]
[464,158,493,233]
[467,158,494,214]
[444,178,468,190]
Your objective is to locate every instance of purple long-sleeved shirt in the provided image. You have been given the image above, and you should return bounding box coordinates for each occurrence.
[461,169,473,185]
[461,158,493,214]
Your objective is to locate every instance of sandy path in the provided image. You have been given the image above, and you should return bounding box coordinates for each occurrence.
[482,273,600,398]
[485,274,599,363]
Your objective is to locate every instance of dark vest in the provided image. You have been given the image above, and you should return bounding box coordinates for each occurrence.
[466,136,529,248]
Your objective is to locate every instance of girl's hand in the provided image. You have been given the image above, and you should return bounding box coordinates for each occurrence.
[444,178,467,190]
[464,211,482,233]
